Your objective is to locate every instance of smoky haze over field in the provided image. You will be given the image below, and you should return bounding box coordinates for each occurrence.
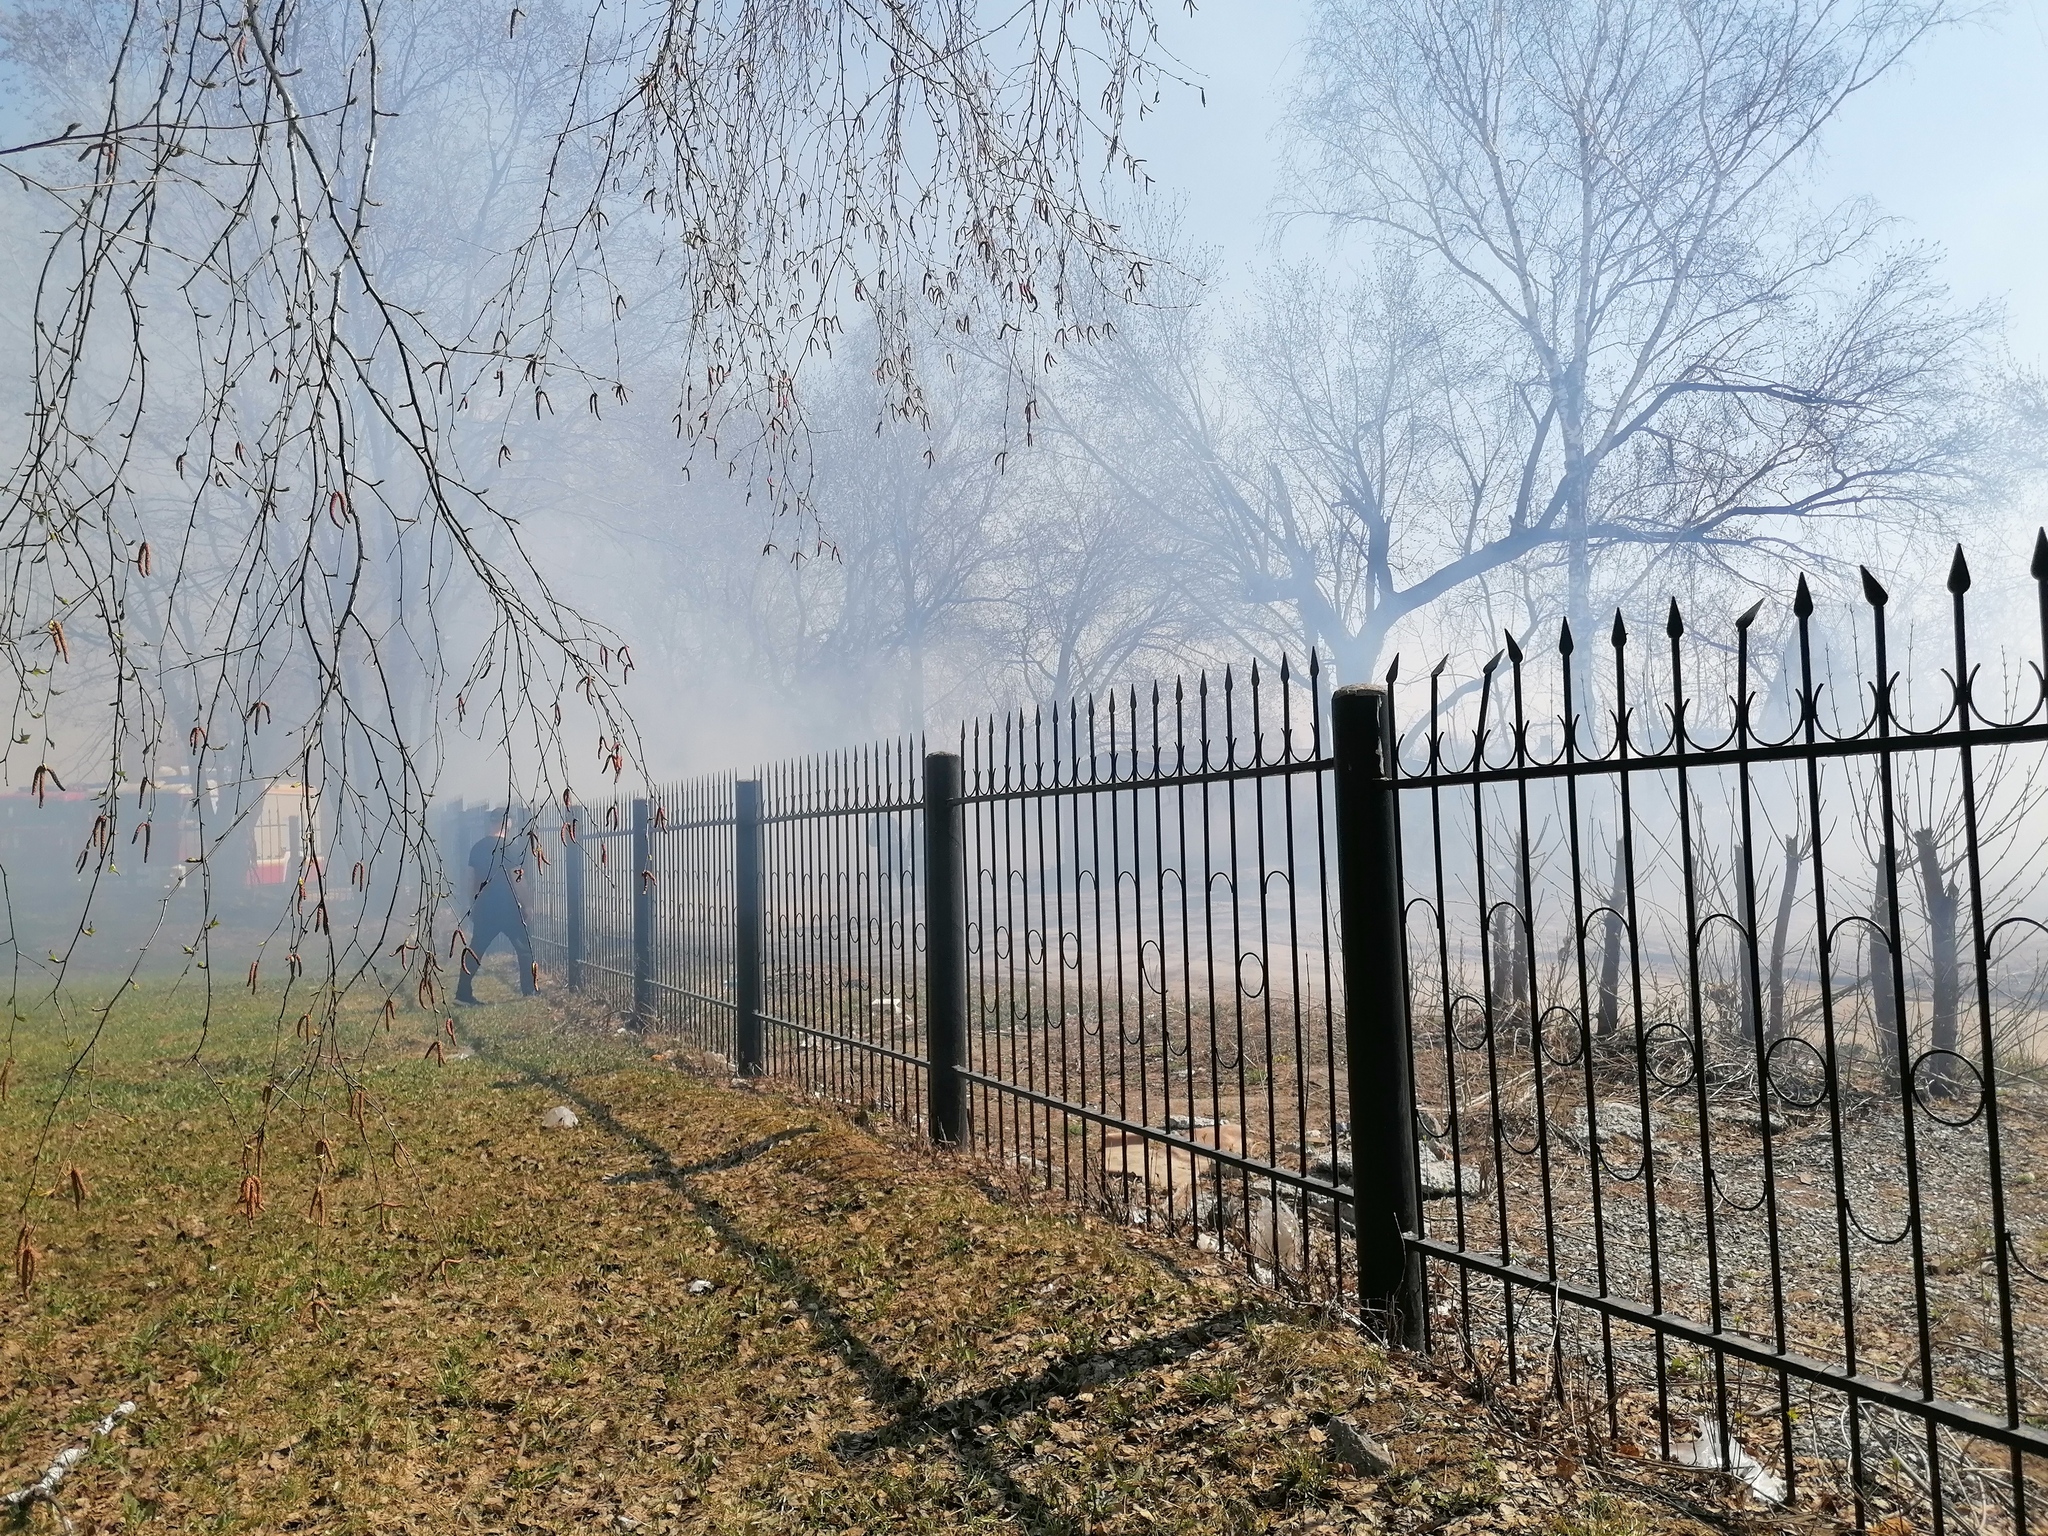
[489,0,2048,777]
[508,0,2048,777]
[3,0,2048,977]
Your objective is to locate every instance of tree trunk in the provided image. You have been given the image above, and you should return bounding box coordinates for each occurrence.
[1596,839,1625,1039]
[1914,827,1960,1095]
[1490,903,1528,1033]
[1869,868,1902,1087]
[1768,834,1800,1043]
[1737,836,1757,1042]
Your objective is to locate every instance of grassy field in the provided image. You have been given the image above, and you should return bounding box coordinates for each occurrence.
[0,965,1799,1533]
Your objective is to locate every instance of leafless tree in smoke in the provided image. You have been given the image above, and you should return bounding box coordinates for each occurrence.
[1050,0,1997,684]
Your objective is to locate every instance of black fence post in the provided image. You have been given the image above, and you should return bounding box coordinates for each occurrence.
[922,751,967,1144]
[565,809,585,991]
[735,779,764,1075]
[1332,683,1426,1346]
[632,797,653,1022]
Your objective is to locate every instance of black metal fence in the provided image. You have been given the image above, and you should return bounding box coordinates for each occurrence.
[523,543,2048,1532]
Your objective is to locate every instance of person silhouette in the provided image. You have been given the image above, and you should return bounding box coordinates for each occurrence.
[455,814,537,1003]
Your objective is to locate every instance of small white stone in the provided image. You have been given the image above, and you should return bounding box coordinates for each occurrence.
[540,1105,579,1130]
[686,1278,715,1295]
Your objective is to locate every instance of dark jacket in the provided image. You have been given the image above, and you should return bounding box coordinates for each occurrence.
[468,835,528,914]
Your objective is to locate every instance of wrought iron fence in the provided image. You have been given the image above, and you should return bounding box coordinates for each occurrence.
[519,540,2048,1532]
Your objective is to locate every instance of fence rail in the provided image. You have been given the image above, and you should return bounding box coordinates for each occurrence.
[522,542,2048,1533]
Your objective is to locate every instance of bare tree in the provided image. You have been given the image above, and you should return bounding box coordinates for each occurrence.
[1287,0,1993,653]
[738,367,1016,741]
[994,447,1204,705]
[1049,0,1992,685]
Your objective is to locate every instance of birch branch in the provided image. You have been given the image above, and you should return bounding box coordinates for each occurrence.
[3,1401,137,1528]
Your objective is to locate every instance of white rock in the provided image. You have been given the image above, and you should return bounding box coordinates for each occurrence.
[1247,1196,1304,1273]
[540,1105,579,1130]
[1672,1421,1786,1505]
[1417,1151,1483,1200]
[686,1278,716,1296]
[1310,1150,1481,1203]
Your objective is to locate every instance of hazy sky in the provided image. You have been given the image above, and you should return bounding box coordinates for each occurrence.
[1139,0,2048,364]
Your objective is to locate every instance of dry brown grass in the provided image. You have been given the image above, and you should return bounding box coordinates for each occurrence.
[0,969,1806,1533]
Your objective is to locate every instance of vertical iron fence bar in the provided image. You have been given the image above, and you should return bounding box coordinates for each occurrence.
[1730,604,1796,1497]
[1558,624,1619,1433]
[1865,571,1947,1528]
[1332,683,1425,1343]
[631,798,653,1021]
[767,766,786,1079]
[1249,670,1280,1262]
[1006,719,1026,1166]
[736,778,763,1076]
[1472,656,1518,1378]
[969,723,992,1165]
[1666,604,1737,1462]
[1065,714,1082,1189]
[566,809,585,991]
[1612,614,1673,1456]
[1277,662,1312,1286]
[1506,639,1562,1302]
[1423,665,1472,1354]
[1951,547,2026,1531]
[925,749,968,1144]
[1222,675,1252,1262]
[1021,716,1038,1171]
[1792,576,1868,1515]
[1311,659,1350,1307]
[1109,695,1134,1222]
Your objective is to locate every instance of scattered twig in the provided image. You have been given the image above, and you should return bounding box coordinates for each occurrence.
[2,1400,137,1530]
